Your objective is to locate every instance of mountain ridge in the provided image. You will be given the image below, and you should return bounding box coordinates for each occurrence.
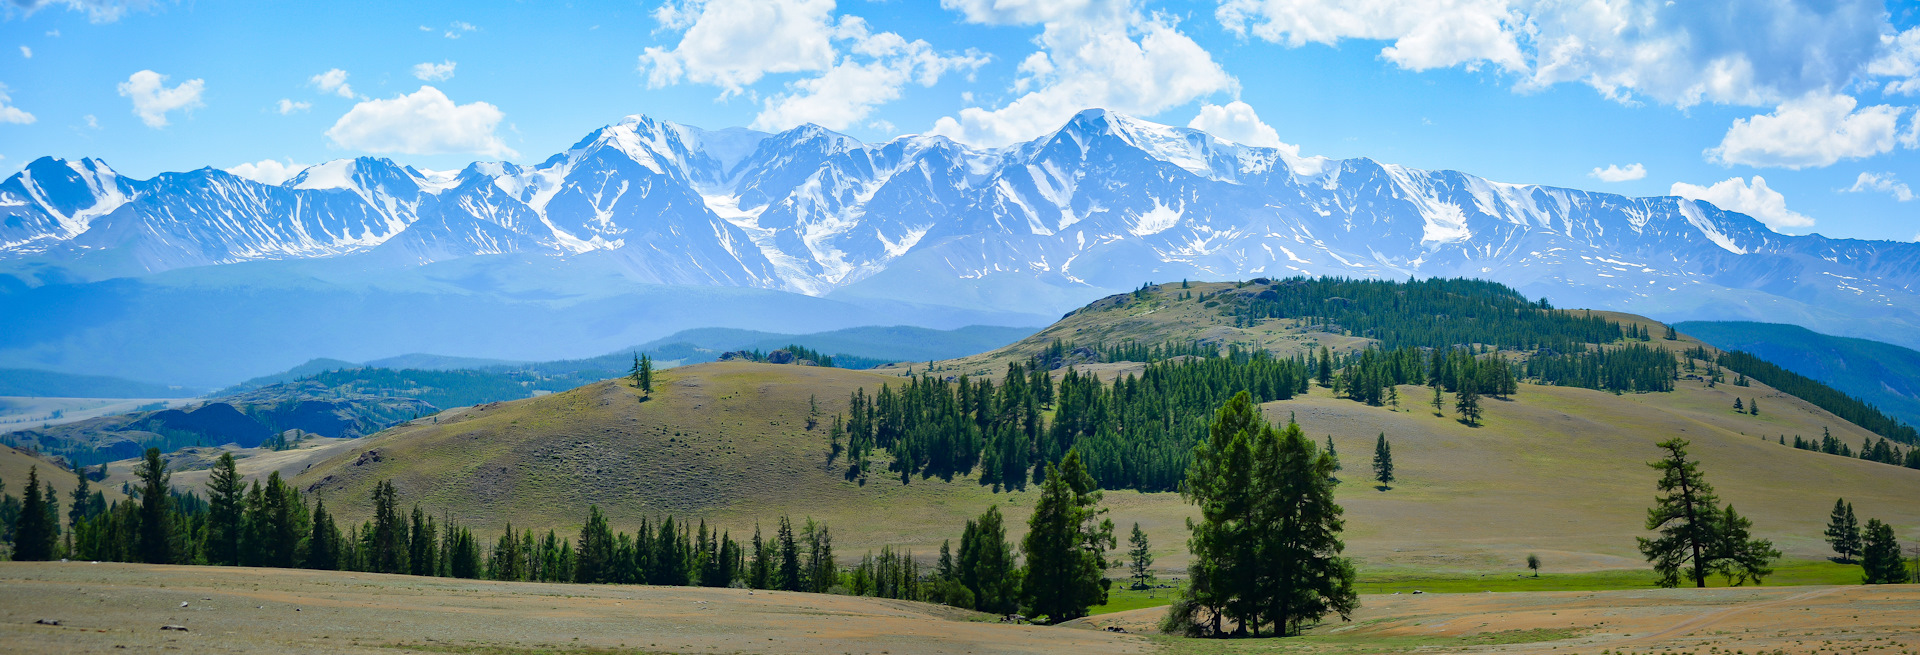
[5,109,1919,380]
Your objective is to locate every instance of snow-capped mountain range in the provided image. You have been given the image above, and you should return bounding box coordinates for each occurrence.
[5,109,1919,362]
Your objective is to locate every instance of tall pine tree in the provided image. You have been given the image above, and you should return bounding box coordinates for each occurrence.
[1824,499,1861,563]
[1371,433,1394,490]
[1020,449,1115,623]
[12,466,55,561]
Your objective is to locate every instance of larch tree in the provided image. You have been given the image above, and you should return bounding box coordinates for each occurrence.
[1167,392,1356,638]
[1860,518,1906,584]
[1020,449,1115,623]
[958,504,1020,615]
[1710,505,1779,585]
[1636,439,1773,588]
[1825,499,1862,563]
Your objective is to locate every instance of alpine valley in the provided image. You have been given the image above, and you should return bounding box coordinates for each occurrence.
[5,109,1917,387]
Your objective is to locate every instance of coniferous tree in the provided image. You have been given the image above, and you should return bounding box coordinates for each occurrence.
[205,453,244,566]
[958,504,1019,614]
[370,480,407,574]
[1020,449,1115,623]
[409,505,437,576]
[1324,436,1341,482]
[1127,522,1154,590]
[776,515,802,591]
[639,354,654,393]
[1372,433,1394,490]
[1316,346,1333,387]
[1169,392,1355,638]
[1430,385,1444,415]
[804,518,836,593]
[1710,505,1778,585]
[1825,499,1862,563]
[134,448,172,564]
[749,522,770,589]
[306,498,340,570]
[1635,439,1778,588]
[1859,518,1906,584]
[575,505,613,583]
[13,466,55,561]
[1526,553,1540,577]
[68,468,101,531]
[1455,383,1482,426]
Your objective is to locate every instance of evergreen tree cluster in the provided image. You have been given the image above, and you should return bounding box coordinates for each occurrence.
[1164,392,1356,637]
[1792,430,1919,468]
[1699,347,1918,444]
[1226,277,1623,352]
[837,352,1309,492]
[1526,343,1678,393]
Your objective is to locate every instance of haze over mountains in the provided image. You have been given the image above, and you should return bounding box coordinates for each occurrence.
[5,109,1917,386]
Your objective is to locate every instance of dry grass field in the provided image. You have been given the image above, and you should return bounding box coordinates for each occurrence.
[72,282,1920,583]
[113,355,1910,584]
[3,562,1913,655]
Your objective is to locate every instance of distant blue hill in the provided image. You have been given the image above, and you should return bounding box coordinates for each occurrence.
[1676,321,1920,428]
[0,368,201,398]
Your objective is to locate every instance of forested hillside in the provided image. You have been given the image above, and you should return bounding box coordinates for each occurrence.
[1677,321,1920,430]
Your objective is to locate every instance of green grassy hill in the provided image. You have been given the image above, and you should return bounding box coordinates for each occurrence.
[1676,320,1920,427]
[236,281,1920,583]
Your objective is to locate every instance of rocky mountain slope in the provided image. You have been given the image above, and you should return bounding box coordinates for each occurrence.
[5,109,1917,383]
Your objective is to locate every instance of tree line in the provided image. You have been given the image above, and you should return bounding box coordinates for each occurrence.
[1699,347,1918,445]
[1222,277,1625,353]
[834,351,1311,492]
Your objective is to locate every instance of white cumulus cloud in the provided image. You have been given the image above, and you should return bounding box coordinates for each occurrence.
[751,19,987,131]
[275,98,310,115]
[116,70,203,128]
[1589,163,1646,182]
[1842,172,1915,202]
[5,0,152,23]
[225,159,309,185]
[412,60,456,82]
[445,21,476,39]
[1187,101,1282,148]
[0,83,35,124]
[930,0,1234,147]
[1706,93,1906,169]
[1671,176,1814,232]
[643,0,986,133]
[19,46,30,58]
[1869,27,1920,96]
[641,0,840,94]
[309,69,354,99]
[325,86,516,159]
[1216,0,1885,110]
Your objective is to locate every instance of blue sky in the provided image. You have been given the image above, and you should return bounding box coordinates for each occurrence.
[3,0,1920,241]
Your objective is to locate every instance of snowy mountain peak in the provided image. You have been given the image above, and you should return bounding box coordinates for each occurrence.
[5,109,1919,349]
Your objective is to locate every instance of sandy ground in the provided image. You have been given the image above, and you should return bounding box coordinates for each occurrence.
[0,562,1150,654]
[1083,583,1920,654]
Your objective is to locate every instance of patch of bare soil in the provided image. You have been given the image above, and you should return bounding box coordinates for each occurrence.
[0,562,1151,654]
